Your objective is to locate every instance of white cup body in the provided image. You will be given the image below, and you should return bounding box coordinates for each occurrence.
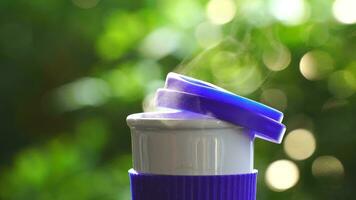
[127,111,254,175]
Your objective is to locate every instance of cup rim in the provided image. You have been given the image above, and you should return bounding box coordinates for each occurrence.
[127,111,240,130]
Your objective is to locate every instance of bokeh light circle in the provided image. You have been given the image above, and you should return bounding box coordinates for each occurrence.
[332,0,356,24]
[206,0,236,25]
[140,27,181,59]
[312,156,344,178]
[269,0,309,26]
[263,45,291,71]
[195,21,222,48]
[260,88,288,111]
[283,129,316,160]
[299,50,333,80]
[265,160,300,191]
[328,70,356,99]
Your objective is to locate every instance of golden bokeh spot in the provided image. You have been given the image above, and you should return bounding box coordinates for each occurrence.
[206,0,236,25]
[265,160,300,192]
[312,156,344,178]
[299,50,333,80]
[332,0,356,24]
[260,88,288,111]
[283,129,316,160]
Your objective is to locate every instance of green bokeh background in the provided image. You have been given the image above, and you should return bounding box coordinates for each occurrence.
[0,0,355,199]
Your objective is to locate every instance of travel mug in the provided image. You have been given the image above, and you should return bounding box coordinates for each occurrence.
[127,73,286,200]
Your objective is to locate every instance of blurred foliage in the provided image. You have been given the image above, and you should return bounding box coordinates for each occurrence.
[0,0,356,199]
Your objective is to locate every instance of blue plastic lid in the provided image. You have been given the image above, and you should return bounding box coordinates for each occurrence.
[155,72,286,143]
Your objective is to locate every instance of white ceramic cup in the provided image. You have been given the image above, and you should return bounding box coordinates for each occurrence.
[127,110,254,175]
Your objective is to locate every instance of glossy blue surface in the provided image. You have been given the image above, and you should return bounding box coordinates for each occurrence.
[155,72,286,143]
